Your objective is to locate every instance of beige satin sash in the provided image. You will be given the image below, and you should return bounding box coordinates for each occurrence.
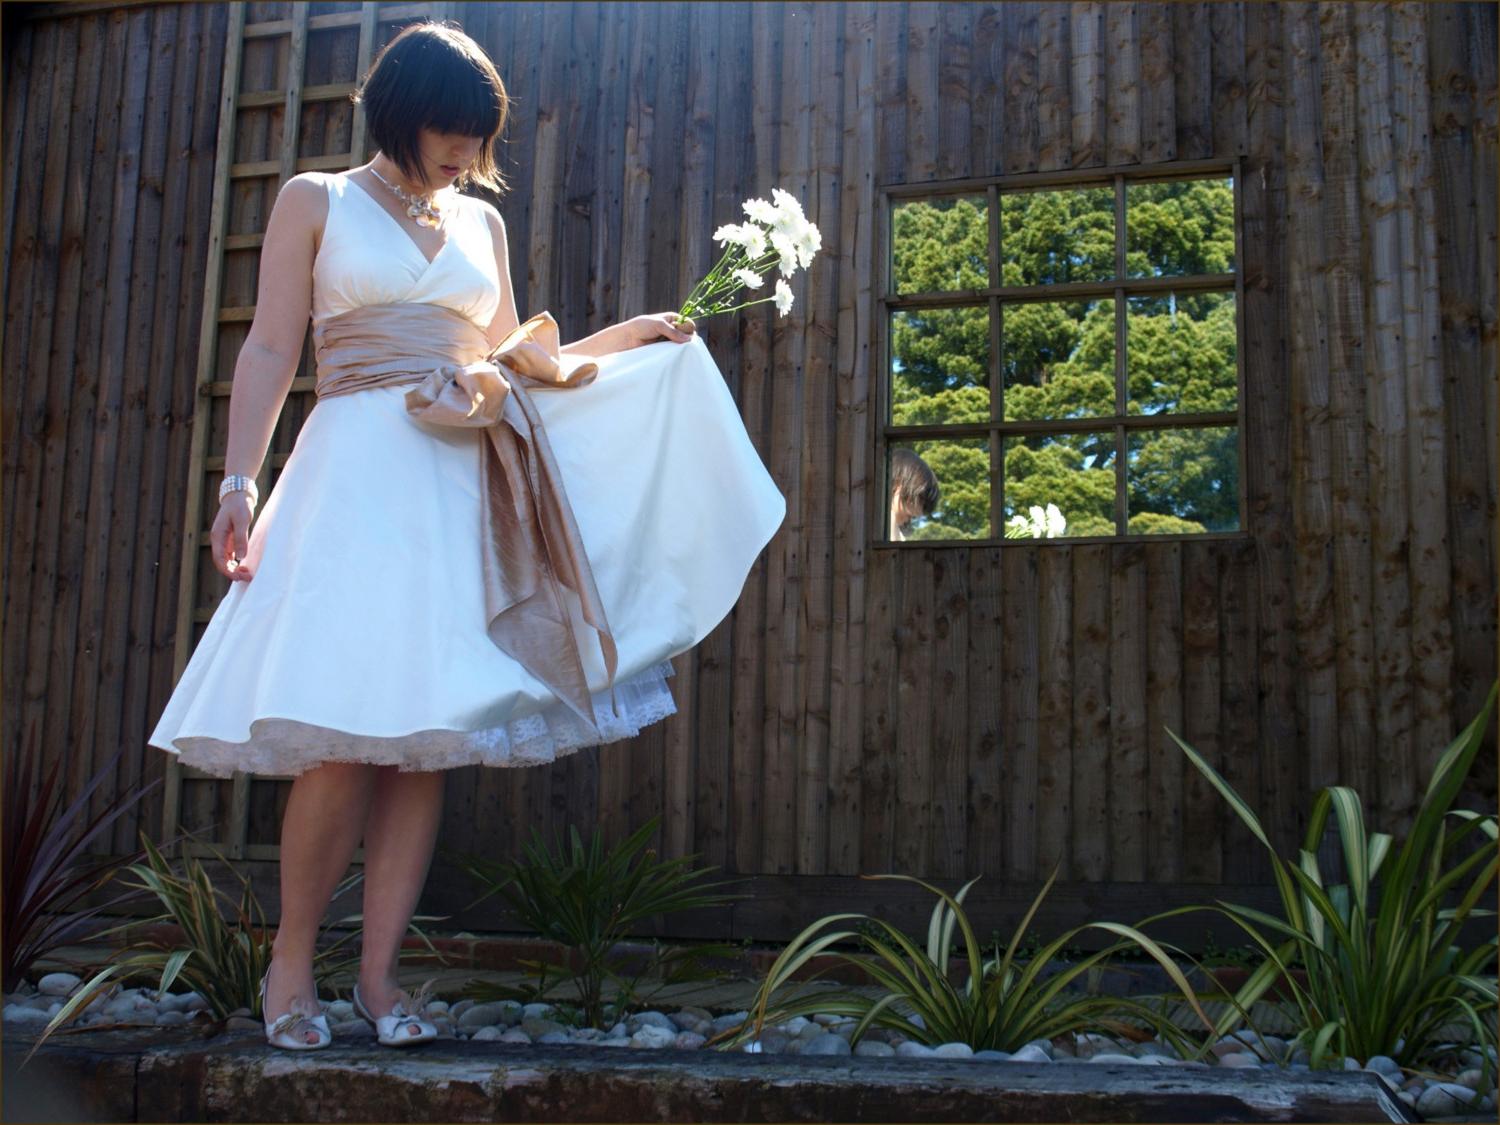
[313,302,619,737]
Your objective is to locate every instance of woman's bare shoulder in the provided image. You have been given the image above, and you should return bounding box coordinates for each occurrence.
[275,171,331,252]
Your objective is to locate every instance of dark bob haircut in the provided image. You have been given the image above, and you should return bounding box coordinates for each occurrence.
[353,20,511,196]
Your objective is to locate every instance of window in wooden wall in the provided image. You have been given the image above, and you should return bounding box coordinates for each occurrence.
[877,160,1245,546]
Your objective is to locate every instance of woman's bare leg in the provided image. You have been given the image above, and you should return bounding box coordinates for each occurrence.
[265,761,379,1042]
[356,766,445,1025]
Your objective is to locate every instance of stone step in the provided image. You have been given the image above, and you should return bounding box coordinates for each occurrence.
[3,1025,1413,1123]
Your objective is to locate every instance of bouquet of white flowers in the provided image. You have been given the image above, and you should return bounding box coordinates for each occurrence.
[676,188,823,323]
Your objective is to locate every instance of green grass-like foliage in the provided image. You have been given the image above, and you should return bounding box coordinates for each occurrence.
[2,736,166,993]
[711,870,1215,1054]
[19,828,446,1066]
[1148,683,1499,1079]
[445,815,748,1029]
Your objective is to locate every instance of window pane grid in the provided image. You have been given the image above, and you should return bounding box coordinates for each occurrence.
[878,161,1244,545]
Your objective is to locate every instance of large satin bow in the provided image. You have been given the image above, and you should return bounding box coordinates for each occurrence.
[313,304,618,736]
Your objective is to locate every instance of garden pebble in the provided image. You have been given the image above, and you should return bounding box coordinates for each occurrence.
[3,1004,52,1025]
[1023,1037,1055,1059]
[1416,1082,1484,1118]
[626,1011,677,1035]
[804,1034,853,1056]
[710,1011,750,1034]
[154,1010,189,1026]
[1008,1044,1052,1064]
[521,1002,555,1019]
[854,1040,895,1058]
[672,1031,706,1050]
[1363,1055,1401,1078]
[498,1028,532,1045]
[1454,1068,1485,1090]
[225,1016,262,1032]
[895,1041,936,1058]
[779,1015,810,1036]
[629,1025,676,1049]
[520,1017,568,1038]
[973,1050,1010,1062]
[38,972,81,996]
[600,1037,631,1048]
[933,1042,974,1059]
[471,1026,502,1041]
[458,1002,517,1029]
[535,1031,571,1045]
[1218,1053,1262,1069]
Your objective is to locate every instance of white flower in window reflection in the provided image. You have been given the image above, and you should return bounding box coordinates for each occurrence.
[1005,502,1067,539]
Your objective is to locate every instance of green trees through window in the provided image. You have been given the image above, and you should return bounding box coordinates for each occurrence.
[885,173,1241,542]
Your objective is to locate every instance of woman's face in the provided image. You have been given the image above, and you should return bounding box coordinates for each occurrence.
[412,127,485,188]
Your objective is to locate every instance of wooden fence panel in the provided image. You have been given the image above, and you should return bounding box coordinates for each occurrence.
[4,1,1494,945]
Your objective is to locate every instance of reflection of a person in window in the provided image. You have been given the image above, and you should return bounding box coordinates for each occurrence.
[889,448,940,541]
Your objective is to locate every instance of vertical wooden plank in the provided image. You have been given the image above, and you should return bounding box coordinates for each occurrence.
[667,0,715,864]
[1002,0,1039,175]
[759,0,811,875]
[1001,547,1039,881]
[1069,543,1109,882]
[829,0,876,876]
[523,3,569,323]
[730,0,781,874]
[1220,541,1264,882]
[793,0,843,874]
[905,1,939,183]
[1,18,33,308]
[3,19,59,782]
[966,548,1003,880]
[1283,1,1339,801]
[60,7,133,830]
[1138,1,1174,162]
[1212,1,1247,157]
[1036,2,1071,171]
[1034,546,1072,877]
[1316,1,1376,800]
[164,1,243,843]
[1104,1,1139,166]
[860,553,898,876]
[1391,2,1454,779]
[1431,1,1497,743]
[929,548,969,878]
[935,1,972,182]
[1144,542,1183,881]
[894,550,935,877]
[1180,540,1222,883]
[1243,0,1299,856]
[1107,542,1147,882]
[1068,1,1105,167]
[1172,2,1212,161]
[99,5,174,849]
[20,15,88,805]
[1354,3,1415,825]
[970,3,1003,177]
[504,0,544,320]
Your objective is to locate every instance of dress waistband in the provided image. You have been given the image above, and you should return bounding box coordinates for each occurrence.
[312,302,618,734]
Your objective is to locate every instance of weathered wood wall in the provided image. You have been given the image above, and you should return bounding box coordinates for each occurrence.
[4,1,1495,943]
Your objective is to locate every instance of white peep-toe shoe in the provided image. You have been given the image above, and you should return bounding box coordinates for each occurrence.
[258,968,332,1050]
[351,978,439,1047]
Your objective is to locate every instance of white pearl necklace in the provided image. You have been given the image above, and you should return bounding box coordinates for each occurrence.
[368,163,444,229]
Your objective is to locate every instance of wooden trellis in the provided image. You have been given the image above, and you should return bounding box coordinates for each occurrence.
[161,1,456,861]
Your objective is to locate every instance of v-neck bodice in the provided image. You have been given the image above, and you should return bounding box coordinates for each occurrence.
[310,171,502,332]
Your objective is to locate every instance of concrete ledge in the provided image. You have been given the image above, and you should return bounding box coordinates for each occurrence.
[2,1024,1414,1124]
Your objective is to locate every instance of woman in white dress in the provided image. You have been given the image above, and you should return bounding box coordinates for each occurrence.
[147,22,784,1049]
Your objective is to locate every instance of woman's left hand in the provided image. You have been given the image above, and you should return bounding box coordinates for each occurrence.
[617,312,697,350]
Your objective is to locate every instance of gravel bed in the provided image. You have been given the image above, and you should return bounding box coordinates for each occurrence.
[7,971,1495,1115]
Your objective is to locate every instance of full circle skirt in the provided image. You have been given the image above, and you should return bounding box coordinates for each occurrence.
[147,335,785,777]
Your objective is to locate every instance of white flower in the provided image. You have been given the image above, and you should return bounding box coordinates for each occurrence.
[733,267,764,289]
[1043,502,1066,538]
[794,221,823,268]
[742,197,778,225]
[713,222,752,247]
[742,225,769,260]
[769,187,807,229]
[770,230,799,277]
[773,279,794,316]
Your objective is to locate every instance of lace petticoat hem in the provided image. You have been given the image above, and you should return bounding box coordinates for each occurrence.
[161,660,678,777]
